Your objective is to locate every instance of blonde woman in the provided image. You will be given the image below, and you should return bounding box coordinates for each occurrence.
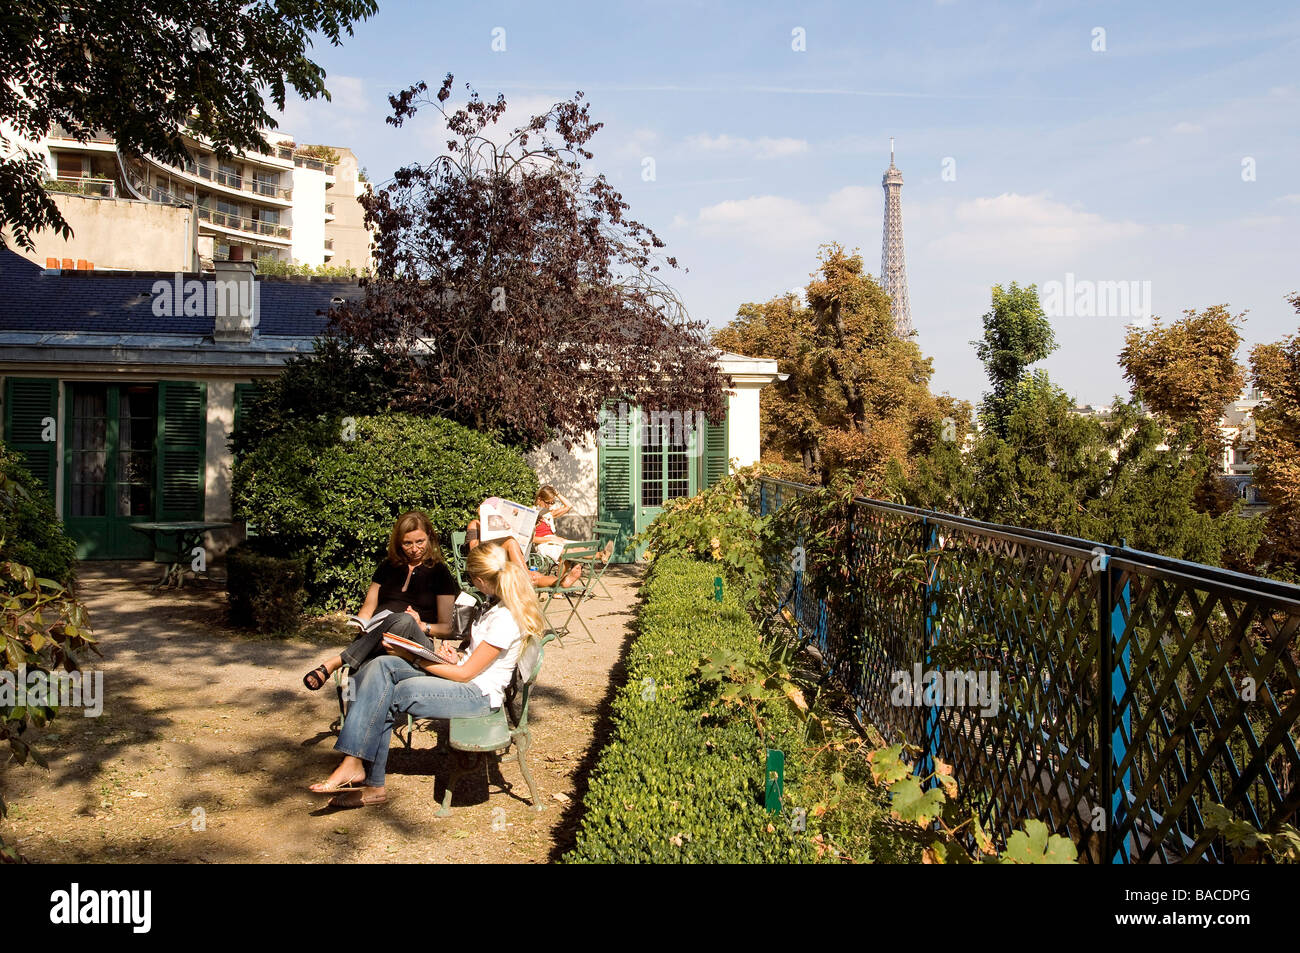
[310,540,545,807]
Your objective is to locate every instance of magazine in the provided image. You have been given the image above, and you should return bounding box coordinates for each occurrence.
[478,497,539,558]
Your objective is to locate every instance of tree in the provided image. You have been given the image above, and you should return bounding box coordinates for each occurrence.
[331,75,726,449]
[1248,293,1300,574]
[1119,305,1246,463]
[972,283,1056,438]
[714,244,944,490]
[0,0,377,251]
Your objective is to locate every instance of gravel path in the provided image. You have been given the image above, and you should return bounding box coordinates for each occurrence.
[2,560,642,863]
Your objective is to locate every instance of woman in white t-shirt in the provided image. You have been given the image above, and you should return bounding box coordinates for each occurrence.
[310,540,546,807]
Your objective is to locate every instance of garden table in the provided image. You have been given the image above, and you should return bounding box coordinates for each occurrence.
[129,521,231,589]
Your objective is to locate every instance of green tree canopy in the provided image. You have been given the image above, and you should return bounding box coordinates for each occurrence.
[972,282,1057,438]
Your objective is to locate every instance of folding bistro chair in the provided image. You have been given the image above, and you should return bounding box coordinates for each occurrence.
[588,520,625,599]
[534,541,602,643]
[434,630,557,816]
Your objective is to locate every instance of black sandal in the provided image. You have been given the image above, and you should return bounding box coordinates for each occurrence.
[303,664,330,691]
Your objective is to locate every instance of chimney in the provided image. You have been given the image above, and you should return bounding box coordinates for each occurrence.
[212,260,259,343]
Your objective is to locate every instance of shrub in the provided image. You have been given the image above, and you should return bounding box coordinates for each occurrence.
[226,543,307,634]
[0,444,77,586]
[565,557,822,863]
[633,467,771,581]
[232,413,537,611]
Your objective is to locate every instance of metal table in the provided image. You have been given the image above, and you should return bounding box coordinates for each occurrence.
[130,521,232,589]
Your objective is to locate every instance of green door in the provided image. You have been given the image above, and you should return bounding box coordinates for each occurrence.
[63,383,160,559]
[633,410,697,540]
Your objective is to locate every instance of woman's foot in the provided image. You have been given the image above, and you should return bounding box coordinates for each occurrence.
[309,757,366,793]
[561,562,583,587]
[303,663,331,691]
[328,786,389,809]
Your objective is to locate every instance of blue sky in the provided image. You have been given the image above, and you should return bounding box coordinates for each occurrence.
[274,0,1300,406]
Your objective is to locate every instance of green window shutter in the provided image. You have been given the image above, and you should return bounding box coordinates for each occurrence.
[703,412,728,489]
[232,382,264,453]
[597,403,635,554]
[3,377,59,501]
[157,381,207,520]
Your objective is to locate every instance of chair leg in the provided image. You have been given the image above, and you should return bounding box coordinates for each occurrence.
[437,750,481,818]
[562,593,595,642]
[513,730,544,810]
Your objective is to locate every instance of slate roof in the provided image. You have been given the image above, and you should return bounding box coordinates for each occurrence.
[0,249,359,338]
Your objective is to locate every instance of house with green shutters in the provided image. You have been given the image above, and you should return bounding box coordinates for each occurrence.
[0,248,780,562]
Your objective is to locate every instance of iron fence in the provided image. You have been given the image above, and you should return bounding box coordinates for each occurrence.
[753,477,1300,863]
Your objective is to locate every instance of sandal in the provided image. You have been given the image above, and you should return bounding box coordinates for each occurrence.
[309,772,365,793]
[303,664,330,691]
[328,789,391,809]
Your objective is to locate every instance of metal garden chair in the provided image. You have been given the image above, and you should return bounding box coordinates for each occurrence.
[534,541,603,643]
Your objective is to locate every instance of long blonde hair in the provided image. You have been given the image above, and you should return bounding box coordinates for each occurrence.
[466,541,545,644]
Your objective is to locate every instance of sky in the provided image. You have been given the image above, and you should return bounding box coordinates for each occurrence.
[272,0,1300,407]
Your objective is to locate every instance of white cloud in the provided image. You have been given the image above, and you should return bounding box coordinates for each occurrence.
[1172,121,1205,134]
[685,133,810,159]
[685,185,875,251]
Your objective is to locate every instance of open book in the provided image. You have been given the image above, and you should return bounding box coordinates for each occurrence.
[380,631,443,663]
[346,609,393,632]
[479,497,538,559]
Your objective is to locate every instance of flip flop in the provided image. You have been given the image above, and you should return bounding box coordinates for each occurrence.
[303,664,330,691]
[328,790,391,809]
[309,772,365,793]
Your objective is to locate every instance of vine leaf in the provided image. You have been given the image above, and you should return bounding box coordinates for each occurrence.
[1000,819,1078,864]
[888,777,946,826]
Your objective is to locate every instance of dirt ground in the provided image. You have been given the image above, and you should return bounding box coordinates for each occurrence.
[2,560,643,864]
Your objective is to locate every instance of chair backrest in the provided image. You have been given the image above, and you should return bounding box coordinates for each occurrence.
[448,530,470,588]
[593,520,623,551]
[507,630,556,728]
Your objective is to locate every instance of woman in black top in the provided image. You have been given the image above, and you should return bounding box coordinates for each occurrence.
[303,511,461,691]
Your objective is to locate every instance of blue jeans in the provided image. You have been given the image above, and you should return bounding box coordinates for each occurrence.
[335,654,493,787]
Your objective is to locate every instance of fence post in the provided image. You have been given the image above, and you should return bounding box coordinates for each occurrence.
[1100,548,1133,863]
[760,480,768,517]
[919,517,940,781]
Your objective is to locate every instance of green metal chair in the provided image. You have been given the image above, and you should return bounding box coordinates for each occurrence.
[589,520,626,599]
[436,630,557,816]
[534,541,602,643]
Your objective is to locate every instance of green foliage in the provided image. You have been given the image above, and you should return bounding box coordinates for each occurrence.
[230,335,397,458]
[973,282,1056,438]
[225,543,307,634]
[0,445,76,586]
[232,413,537,611]
[253,255,362,279]
[565,558,823,863]
[1,469,95,864]
[633,467,772,581]
[1202,802,1300,863]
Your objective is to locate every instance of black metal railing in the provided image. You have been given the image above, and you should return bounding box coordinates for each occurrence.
[753,477,1300,863]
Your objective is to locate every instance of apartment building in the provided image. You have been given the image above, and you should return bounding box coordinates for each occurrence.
[32,126,370,271]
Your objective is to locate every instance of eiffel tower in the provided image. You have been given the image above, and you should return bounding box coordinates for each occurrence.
[880,138,913,337]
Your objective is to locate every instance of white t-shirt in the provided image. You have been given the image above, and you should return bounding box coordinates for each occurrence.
[458,603,523,709]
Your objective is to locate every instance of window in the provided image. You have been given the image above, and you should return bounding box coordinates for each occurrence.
[254,171,279,197]
[217,161,242,189]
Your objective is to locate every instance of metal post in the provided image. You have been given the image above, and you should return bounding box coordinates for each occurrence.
[1101,549,1133,863]
[920,517,940,781]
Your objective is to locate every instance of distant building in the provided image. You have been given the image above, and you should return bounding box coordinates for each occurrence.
[16,126,369,272]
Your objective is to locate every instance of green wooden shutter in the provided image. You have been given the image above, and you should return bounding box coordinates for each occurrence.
[702,412,729,489]
[597,403,636,560]
[157,381,207,520]
[232,382,263,454]
[3,377,59,501]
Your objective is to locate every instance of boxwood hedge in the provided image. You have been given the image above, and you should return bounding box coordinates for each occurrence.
[565,557,822,864]
[231,413,537,611]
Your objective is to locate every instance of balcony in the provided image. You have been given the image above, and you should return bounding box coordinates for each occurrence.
[44,176,116,198]
[323,238,335,257]
[197,206,292,242]
[188,161,292,201]
[293,154,336,175]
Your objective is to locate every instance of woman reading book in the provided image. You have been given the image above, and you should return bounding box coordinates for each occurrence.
[302,511,460,692]
[309,540,544,806]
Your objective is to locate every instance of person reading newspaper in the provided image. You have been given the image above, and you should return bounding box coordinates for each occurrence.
[302,511,460,692]
[466,496,583,588]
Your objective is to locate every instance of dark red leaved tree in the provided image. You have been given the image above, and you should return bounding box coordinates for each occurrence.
[332,74,727,449]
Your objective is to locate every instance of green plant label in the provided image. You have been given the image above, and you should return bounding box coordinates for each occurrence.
[765,748,784,813]
[714,576,724,602]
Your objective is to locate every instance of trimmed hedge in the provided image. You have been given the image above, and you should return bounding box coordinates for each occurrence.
[0,443,77,586]
[226,543,307,634]
[565,557,820,863]
[232,413,537,611]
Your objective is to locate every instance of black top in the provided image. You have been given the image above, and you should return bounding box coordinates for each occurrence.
[371,560,459,623]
